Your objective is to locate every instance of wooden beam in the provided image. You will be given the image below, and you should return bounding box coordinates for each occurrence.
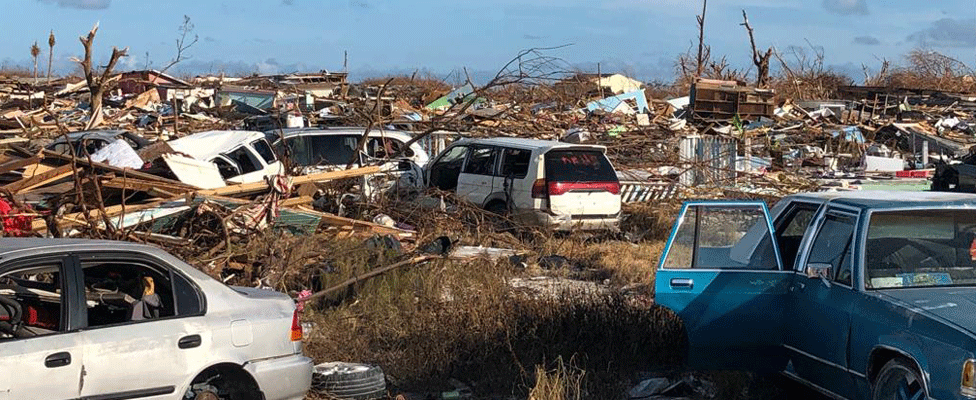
[0,155,43,175]
[279,196,314,207]
[32,197,181,232]
[3,164,77,194]
[196,166,382,197]
[40,149,199,190]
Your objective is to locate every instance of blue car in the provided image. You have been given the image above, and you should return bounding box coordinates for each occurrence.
[655,191,976,400]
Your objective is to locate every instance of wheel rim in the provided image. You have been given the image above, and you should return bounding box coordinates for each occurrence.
[879,367,925,400]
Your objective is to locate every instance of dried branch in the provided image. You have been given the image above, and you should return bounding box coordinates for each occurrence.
[73,23,128,130]
[158,15,198,75]
[740,10,772,87]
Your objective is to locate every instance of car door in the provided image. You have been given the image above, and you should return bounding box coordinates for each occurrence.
[456,145,499,206]
[498,147,534,213]
[427,145,468,191]
[75,252,208,400]
[655,201,791,370]
[783,206,860,399]
[0,255,85,400]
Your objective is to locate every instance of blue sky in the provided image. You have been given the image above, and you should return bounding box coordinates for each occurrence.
[1,0,974,83]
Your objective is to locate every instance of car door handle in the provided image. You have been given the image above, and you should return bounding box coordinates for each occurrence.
[44,352,71,368]
[670,278,694,289]
[178,334,202,349]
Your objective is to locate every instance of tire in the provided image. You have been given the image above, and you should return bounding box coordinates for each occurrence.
[872,358,926,400]
[312,362,386,400]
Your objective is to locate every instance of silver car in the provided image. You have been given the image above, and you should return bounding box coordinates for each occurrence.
[0,239,312,400]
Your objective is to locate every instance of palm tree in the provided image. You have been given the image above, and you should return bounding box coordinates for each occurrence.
[30,41,40,84]
[47,31,56,84]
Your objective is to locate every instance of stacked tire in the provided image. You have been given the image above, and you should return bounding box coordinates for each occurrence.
[312,362,386,400]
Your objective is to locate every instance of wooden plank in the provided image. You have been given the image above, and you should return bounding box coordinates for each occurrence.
[280,196,314,207]
[3,164,77,194]
[32,197,180,232]
[40,149,199,190]
[196,166,382,197]
[294,205,413,237]
[102,177,194,195]
[0,154,42,175]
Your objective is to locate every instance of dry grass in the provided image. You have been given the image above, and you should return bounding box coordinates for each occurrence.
[528,357,585,400]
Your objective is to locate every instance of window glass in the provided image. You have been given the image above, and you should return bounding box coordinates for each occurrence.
[251,139,277,163]
[544,150,617,182]
[500,148,532,179]
[172,273,202,315]
[866,209,976,289]
[774,203,819,271]
[284,135,359,166]
[0,263,64,339]
[225,147,260,174]
[462,146,497,175]
[807,212,857,286]
[82,261,175,327]
[662,205,778,270]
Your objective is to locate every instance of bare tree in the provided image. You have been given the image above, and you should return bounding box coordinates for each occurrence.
[740,10,772,87]
[696,0,707,77]
[158,15,198,75]
[47,31,56,84]
[30,42,40,84]
[73,23,128,130]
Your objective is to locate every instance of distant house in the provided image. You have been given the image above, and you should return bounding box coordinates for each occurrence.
[118,70,192,100]
[555,73,645,99]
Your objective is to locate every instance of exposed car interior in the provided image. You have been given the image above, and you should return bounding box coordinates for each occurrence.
[83,262,175,327]
[0,264,63,339]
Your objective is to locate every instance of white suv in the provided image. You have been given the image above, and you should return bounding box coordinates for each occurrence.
[425,138,622,231]
[0,239,312,400]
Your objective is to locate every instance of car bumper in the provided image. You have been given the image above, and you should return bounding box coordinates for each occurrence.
[245,354,313,400]
[525,210,620,231]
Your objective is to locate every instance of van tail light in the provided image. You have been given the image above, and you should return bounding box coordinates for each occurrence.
[531,179,548,199]
[290,308,303,341]
[547,181,621,196]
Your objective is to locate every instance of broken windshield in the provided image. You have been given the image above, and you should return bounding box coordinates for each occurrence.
[866,209,976,289]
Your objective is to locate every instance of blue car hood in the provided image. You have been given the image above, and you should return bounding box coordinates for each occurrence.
[879,288,976,332]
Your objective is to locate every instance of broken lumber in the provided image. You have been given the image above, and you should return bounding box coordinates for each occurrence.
[3,164,77,194]
[196,166,382,197]
[0,155,43,175]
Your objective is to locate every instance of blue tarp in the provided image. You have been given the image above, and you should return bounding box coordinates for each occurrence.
[586,90,649,114]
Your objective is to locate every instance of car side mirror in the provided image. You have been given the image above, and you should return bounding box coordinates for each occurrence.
[398,160,413,171]
[805,263,832,287]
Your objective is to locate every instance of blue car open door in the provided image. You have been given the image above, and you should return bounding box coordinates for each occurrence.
[655,201,791,370]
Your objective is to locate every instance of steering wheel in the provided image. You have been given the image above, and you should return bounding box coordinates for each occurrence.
[0,296,23,336]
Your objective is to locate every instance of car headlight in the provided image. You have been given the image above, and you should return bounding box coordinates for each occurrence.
[962,359,976,398]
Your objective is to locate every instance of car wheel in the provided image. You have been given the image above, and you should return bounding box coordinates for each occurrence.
[313,362,386,400]
[872,358,926,400]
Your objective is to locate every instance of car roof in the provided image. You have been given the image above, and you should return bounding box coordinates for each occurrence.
[274,127,415,142]
[168,130,266,161]
[788,190,976,210]
[0,238,155,259]
[454,137,607,151]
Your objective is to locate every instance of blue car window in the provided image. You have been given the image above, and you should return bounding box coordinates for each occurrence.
[807,212,856,286]
[662,204,778,270]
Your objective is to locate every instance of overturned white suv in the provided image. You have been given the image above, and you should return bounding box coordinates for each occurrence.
[0,239,312,400]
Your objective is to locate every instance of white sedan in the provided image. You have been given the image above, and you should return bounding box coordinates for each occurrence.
[0,238,312,400]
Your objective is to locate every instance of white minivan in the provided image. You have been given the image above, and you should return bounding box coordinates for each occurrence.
[425,138,621,231]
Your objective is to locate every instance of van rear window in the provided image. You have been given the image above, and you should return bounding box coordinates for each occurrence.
[545,150,617,182]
